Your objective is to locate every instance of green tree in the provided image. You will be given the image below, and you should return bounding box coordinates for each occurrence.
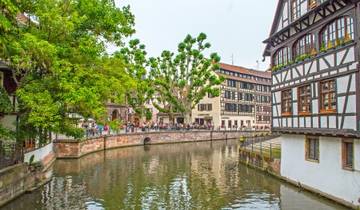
[0,0,135,142]
[150,33,223,124]
[116,39,154,123]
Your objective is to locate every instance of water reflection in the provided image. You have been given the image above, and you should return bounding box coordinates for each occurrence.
[2,140,347,210]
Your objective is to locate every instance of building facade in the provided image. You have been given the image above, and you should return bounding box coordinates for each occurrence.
[264,0,360,208]
[192,63,271,130]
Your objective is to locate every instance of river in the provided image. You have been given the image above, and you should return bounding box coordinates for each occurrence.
[1,140,348,210]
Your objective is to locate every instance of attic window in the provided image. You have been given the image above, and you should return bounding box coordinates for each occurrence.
[291,0,301,21]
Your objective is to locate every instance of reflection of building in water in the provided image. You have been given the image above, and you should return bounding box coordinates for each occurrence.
[189,142,241,194]
[40,177,92,210]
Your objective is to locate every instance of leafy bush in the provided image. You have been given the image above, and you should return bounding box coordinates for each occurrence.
[0,87,12,114]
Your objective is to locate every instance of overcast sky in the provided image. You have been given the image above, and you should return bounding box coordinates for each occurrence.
[114,0,277,71]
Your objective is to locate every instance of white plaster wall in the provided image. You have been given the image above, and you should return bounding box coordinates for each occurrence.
[192,94,221,128]
[281,134,360,206]
[220,115,254,129]
[24,142,54,163]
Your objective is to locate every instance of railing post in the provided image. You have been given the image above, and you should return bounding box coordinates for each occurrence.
[260,141,262,155]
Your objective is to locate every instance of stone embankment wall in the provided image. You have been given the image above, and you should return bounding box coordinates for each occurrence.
[54,131,262,159]
[238,149,281,175]
[0,163,53,207]
[0,142,56,207]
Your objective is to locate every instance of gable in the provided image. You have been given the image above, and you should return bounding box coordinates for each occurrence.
[275,0,290,33]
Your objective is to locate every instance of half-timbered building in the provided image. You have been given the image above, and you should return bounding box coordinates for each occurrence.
[264,0,360,208]
[192,63,271,130]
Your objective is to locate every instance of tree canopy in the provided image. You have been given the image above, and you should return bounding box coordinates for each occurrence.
[150,33,223,123]
[0,0,136,140]
[116,39,154,122]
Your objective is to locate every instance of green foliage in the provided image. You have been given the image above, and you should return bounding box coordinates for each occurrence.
[109,120,122,132]
[295,54,311,63]
[150,33,223,123]
[116,39,153,121]
[0,87,12,113]
[145,109,152,121]
[0,124,15,140]
[0,0,136,140]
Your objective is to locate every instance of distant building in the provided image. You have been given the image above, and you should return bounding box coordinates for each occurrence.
[264,0,360,208]
[192,63,271,130]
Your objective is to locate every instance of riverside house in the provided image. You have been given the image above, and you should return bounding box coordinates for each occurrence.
[263,0,360,208]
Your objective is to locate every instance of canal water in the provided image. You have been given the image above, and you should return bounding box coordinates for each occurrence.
[2,140,348,210]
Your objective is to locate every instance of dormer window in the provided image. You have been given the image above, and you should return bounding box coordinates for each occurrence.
[291,0,301,21]
[293,34,315,59]
[320,16,354,49]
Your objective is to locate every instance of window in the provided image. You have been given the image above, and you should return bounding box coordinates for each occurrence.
[198,104,212,111]
[228,120,232,128]
[298,85,312,115]
[224,90,231,99]
[306,136,319,162]
[221,120,225,128]
[293,34,315,59]
[320,80,336,113]
[273,47,291,66]
[227,79,236,88]
[244,93,253,102]
[291,0,301,21]
[281,89,292,116]
[342,139,354,170]
[320,16,354,48]
[238,92,243,101]
[225,103,237,112]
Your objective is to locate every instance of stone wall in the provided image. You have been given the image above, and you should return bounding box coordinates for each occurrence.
[54,131,261,159]
[238,149,281,175]
[0,163,53,207]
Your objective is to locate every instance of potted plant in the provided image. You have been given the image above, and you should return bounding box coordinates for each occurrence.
[320,43,327,53]
[344,33,352,44]
[310,48,317,57]
[327,41,334,50]
[335,38,341,47]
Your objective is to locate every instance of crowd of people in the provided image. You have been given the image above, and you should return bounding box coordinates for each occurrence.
[80,120,218,137]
